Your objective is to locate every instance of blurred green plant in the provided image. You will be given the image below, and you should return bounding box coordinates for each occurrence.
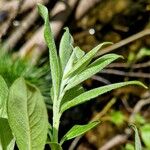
[0,52,52,106]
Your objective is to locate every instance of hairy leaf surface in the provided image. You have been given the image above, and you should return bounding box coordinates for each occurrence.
[61,81,147,113]
[65,54,122,90]
[0,75,8,118]
[8,77,48,150]
[64,42,112,78]
[38,4,61,99]
[60,121,100,144]
[59,28,73,71]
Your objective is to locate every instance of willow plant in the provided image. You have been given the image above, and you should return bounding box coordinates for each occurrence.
[37,4,146,150]
[0,4,147,150]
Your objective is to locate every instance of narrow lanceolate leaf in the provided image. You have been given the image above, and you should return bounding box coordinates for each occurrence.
[130,124,142,150]
[0,75,8,118]
[61,81,147,113]
[61,85,84,105]
[63,47,85,76]
[38,4,60,98]
[60,121,100,144]
[49,142,62,150]
[59,27,73,71]
[74,46,85,60]
[0,118,15,150]
[65,54,122,90]
[64,42,112,78]
[8,77,48,150]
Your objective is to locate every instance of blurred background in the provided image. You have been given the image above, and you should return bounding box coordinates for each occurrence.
[0,0,150,149]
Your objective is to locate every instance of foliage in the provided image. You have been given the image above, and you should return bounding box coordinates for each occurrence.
[0,3,147,150]
[37,4,146,150]
[0,53,51,105]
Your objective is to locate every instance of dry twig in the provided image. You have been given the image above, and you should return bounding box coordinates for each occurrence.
[100,69,150,78]
[96,29,150,57]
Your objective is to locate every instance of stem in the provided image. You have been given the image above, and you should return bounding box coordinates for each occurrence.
[52,94,61,142]
[52,80,66,143]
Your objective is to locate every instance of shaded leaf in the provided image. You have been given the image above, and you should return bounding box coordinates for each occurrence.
[130,124,142,150]
[59,27,73,71]
[38,4,61,98]
[0,75,8,118]
[60,121,100,144]
[61,81,147,113]
[61,85,84,105]
[64,42,112,78]
[65,54,121,90]
[8,77,48,150]
[49,142,62,150]
[0,118,15,150]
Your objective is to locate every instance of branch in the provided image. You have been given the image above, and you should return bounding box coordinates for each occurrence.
[100,69,150,78]
[96,29,150,57]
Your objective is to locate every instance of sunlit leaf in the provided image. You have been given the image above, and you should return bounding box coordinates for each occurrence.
[61,81,147,113]
[140,124,150,148]
[0,118,15,150]
[8,77,48,150]
[63,47,85,76]
[60,121,100,144]
[59,27,73,71]
[38,4,61,98]
[65,54,121,90]
[0,75,8,118]
[130,124,142,150]
[64,42,112,78]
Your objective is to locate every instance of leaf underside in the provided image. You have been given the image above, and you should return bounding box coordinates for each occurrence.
[8,77,48,150]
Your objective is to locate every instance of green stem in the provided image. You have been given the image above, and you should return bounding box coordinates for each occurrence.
[52,99,60,143]
[52,79,66,143]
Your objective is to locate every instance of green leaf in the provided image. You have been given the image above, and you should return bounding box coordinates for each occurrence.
[0,118,15,150]
[130,124,142,150]
[8,77,48,150]
[63,47,85,77]
[110,111,125,126]
[38,4,61,98]
[74,46,85,60]
[125,143,134,150]
[49,142,62,150]
[59,27,73,71]
[0,75,8,118]
[64,42,112,78]
[61,85,84,105]
[65,54,122,90]
[61,81,147,113]
[140,124,150,148]
[60,121,100,144]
